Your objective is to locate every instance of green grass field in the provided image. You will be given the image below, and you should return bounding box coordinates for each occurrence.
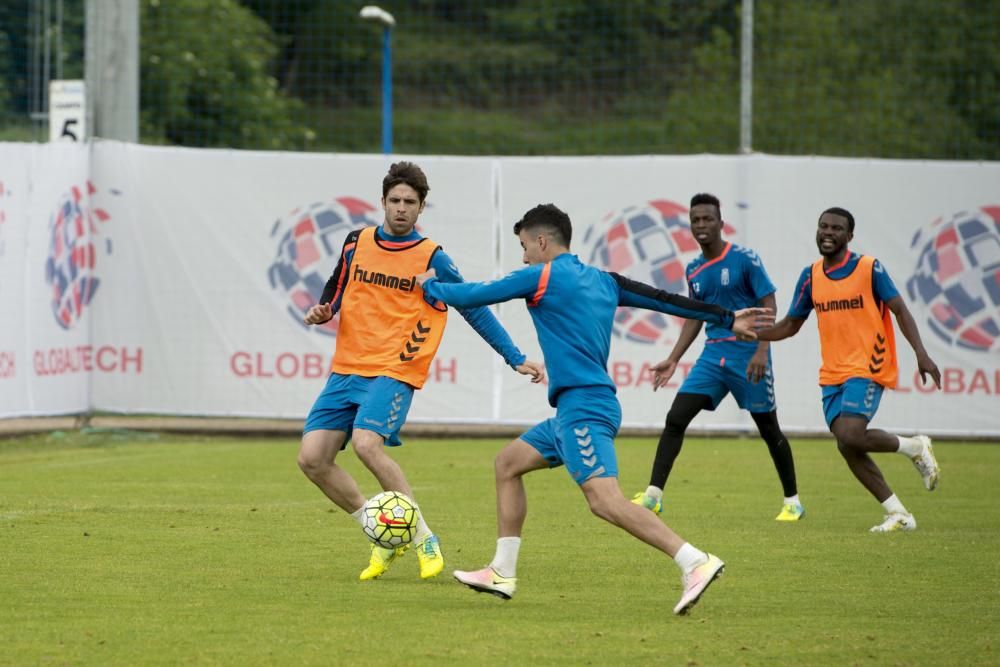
[2,430,997,666]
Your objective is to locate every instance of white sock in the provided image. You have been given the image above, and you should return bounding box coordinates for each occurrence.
[673,542,708,574]
[784,495,800,506]
[413,512,432,543]
[881,494,908,516]
[645,485,663,502]
[489,537,522,578]
[350,506,366,526]
[896,435,922,457]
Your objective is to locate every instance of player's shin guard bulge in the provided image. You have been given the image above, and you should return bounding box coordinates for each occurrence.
[453,567,517,600]
[360,543,409,581]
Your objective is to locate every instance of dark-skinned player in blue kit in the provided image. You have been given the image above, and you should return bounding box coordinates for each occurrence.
[632,193,802,522]
[416,203,773,615]
[756,207,941,533]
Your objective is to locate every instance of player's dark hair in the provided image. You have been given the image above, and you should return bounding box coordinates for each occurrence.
[383,161,430,202]
[821,206,855,233]
[513,204,572,248]
[690,192,721,217]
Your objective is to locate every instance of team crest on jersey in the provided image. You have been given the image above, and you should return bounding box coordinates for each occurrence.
[721,268,730,286]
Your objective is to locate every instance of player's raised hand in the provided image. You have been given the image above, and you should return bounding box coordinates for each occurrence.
[516,360,546,384]
[303,302,333,325]
[731,307,775,340]
[415,268,437,286]
[651,358,678,392]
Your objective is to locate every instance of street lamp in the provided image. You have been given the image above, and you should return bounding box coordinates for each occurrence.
[359,5,396,154]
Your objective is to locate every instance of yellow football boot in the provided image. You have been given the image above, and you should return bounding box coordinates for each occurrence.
[359,543,408,581]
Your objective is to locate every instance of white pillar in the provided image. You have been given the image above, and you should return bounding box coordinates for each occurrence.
[85,0,139,142]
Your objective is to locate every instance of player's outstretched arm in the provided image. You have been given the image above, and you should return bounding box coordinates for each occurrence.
[730,307,775,340]
[416,266,538,309]
[416,263,540,373]
[886,295,942,389]
[311,229,359,317]
[754,315,805,342]
[611,272,734,325]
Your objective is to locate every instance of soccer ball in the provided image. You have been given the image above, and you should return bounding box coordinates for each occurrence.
[906,205,1000,352]
[361,491,419,549]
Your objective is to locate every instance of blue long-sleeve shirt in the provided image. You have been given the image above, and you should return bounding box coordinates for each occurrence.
[320,225,526,369]
[422,253,736,405]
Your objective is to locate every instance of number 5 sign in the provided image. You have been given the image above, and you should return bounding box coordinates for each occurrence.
[49,80,87,142]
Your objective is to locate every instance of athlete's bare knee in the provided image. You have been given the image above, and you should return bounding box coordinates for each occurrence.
[298,431,344,479]
[297,447,328,479]
[353,442,381,468]
[494,449,519,481]
[836,431,866,452]
[588,498,616,522]
[495,439,540,481]
[580,485,617,522]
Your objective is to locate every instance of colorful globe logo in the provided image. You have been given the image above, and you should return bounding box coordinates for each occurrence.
[44,182,113,329]
[267,197,381,336]
[580,199,737,345]
[906,205,1000,352]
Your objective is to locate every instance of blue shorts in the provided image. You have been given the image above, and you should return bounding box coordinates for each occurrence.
[303,373,414,447]
[520,385,622,485]
[821,378,884,428]
[679,341,776,413]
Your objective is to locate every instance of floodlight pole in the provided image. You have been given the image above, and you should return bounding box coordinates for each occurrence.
[739,0,754,154]
[360,6,396,154]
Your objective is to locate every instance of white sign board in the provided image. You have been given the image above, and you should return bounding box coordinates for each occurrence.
[48,80,86,142]
[1,142,998,437]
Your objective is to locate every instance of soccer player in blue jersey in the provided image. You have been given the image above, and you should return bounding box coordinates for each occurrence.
[756,207,941,533]
[632,193,803,522]
[297,162,544,583]
[416,203,773,615]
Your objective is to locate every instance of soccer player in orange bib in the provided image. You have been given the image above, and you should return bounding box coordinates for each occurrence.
[757,207,942,532]
[297,162,544,581]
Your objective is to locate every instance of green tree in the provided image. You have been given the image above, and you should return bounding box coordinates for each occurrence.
[661,0,999,158]
[141,0,312,149]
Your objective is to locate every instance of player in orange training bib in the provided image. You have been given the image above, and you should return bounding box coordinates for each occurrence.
[297,162,544,581]
[757,207,942,533]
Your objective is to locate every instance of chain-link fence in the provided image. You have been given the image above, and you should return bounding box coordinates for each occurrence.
[2,0,999,158]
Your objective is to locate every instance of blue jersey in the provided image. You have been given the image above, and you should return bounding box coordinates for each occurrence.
[320,225,526,368]
[787,252,900,320]
[686,243,776,342]
[421,253,736,405]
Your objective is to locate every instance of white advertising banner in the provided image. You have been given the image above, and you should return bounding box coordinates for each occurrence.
[1,142,997,436]
[498,156,1000,435]
[1,143,93,416]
